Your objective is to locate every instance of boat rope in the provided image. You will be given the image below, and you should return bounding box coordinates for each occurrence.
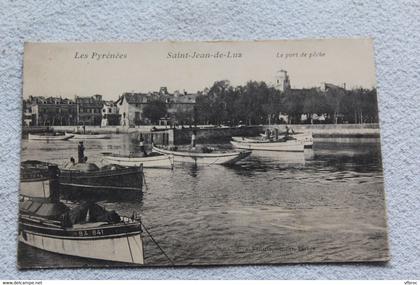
[126,234,135,263]
[207,158,220,166]
[141,221,175,266]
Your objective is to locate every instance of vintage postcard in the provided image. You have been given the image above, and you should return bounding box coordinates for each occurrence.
[18,39,389,268]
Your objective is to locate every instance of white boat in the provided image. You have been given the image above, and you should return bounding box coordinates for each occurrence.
[287,132,313,148]
[66,132,110,139]
[19,162,144,265]
[102,152,174,168]
[28,133,74,141]
[258,131,314,148]
[152,145,251,165]
[231,136,266,143]
[231,140,304,152]
[19,212,144,265]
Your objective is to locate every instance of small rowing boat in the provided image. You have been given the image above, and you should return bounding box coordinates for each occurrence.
[230,139,304,152]
[65,132,110,139]
[231,136,266,143]
[28,133,74,141]
[102,152,174,169]
[152,145,251,165]
[260,131,313,148]
[19,163,144,265]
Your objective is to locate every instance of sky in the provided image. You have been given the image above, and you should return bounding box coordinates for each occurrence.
[23,38,377,101]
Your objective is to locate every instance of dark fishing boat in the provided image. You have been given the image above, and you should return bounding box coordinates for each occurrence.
[58,141,143,201]
[59,162,143,201]
[19,163,144,265]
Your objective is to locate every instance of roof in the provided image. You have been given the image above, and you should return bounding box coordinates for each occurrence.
[170,94,197,104]
[322,83,346,91]
[118,92,197,105]
[120,92,155,104]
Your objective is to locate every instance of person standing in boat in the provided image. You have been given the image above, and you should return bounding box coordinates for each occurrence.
[191,130,197,149]
[78,141,85,163]
[285,125,292,138]
[139,134,147,156]
[265,128,271,140]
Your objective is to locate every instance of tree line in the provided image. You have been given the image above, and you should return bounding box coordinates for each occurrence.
[194,80,378,125]
[143,80,379,125]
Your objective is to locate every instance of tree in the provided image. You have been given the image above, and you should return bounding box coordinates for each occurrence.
[281,89,304,124]
[143,100,167,124]
[175,108,194,126]
[302,88,330,124]
[325,87,346,124]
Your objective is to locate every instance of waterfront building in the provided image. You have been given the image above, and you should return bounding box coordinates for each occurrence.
[101,101,120,127]
[75,95,104,126]
[29,96,77,126]
[116,90,197,127]
[22,98,35,126]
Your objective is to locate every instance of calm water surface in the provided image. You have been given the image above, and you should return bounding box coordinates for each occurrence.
[18,135,389,268]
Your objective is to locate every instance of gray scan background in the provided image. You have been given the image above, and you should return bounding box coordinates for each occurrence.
[0,0,419,279]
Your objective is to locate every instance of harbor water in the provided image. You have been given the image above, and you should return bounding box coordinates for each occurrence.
[18,134,388,267]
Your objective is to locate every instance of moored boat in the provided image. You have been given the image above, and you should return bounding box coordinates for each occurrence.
[102,152,174,169]
[59,163,143,201]
[19,163,144,265]
[152,145,251,165]
[259,130,313,148]
[231,136,264,143]
[28,133,74,141]
[230,139,304,152]
[65,132,111,139]
[58,142,143,200]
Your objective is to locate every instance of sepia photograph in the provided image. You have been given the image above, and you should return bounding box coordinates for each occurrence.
[18,38,389,268]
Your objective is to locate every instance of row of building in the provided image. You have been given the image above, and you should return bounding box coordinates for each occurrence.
[23,71,349,127]
[22,88,199,127]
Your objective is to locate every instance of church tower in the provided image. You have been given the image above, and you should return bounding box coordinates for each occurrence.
[274,70,291,92]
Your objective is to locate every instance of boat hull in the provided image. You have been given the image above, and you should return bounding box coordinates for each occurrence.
[259,132,313,148]
[28,134,74,141]
[291,133,313,148]
[231,140,304,152]
[19,218,144,265]
[66,132,111,139]
[102,153,174,169]
[59,167,143,201]
[152,146,251,165]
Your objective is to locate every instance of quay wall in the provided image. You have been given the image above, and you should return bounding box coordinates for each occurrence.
[23,124,381,143]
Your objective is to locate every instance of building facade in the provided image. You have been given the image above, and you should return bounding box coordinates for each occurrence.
[29,96,77,126]
[116,90,197,127]
[101,101,120,126]
[75,95,104,126]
